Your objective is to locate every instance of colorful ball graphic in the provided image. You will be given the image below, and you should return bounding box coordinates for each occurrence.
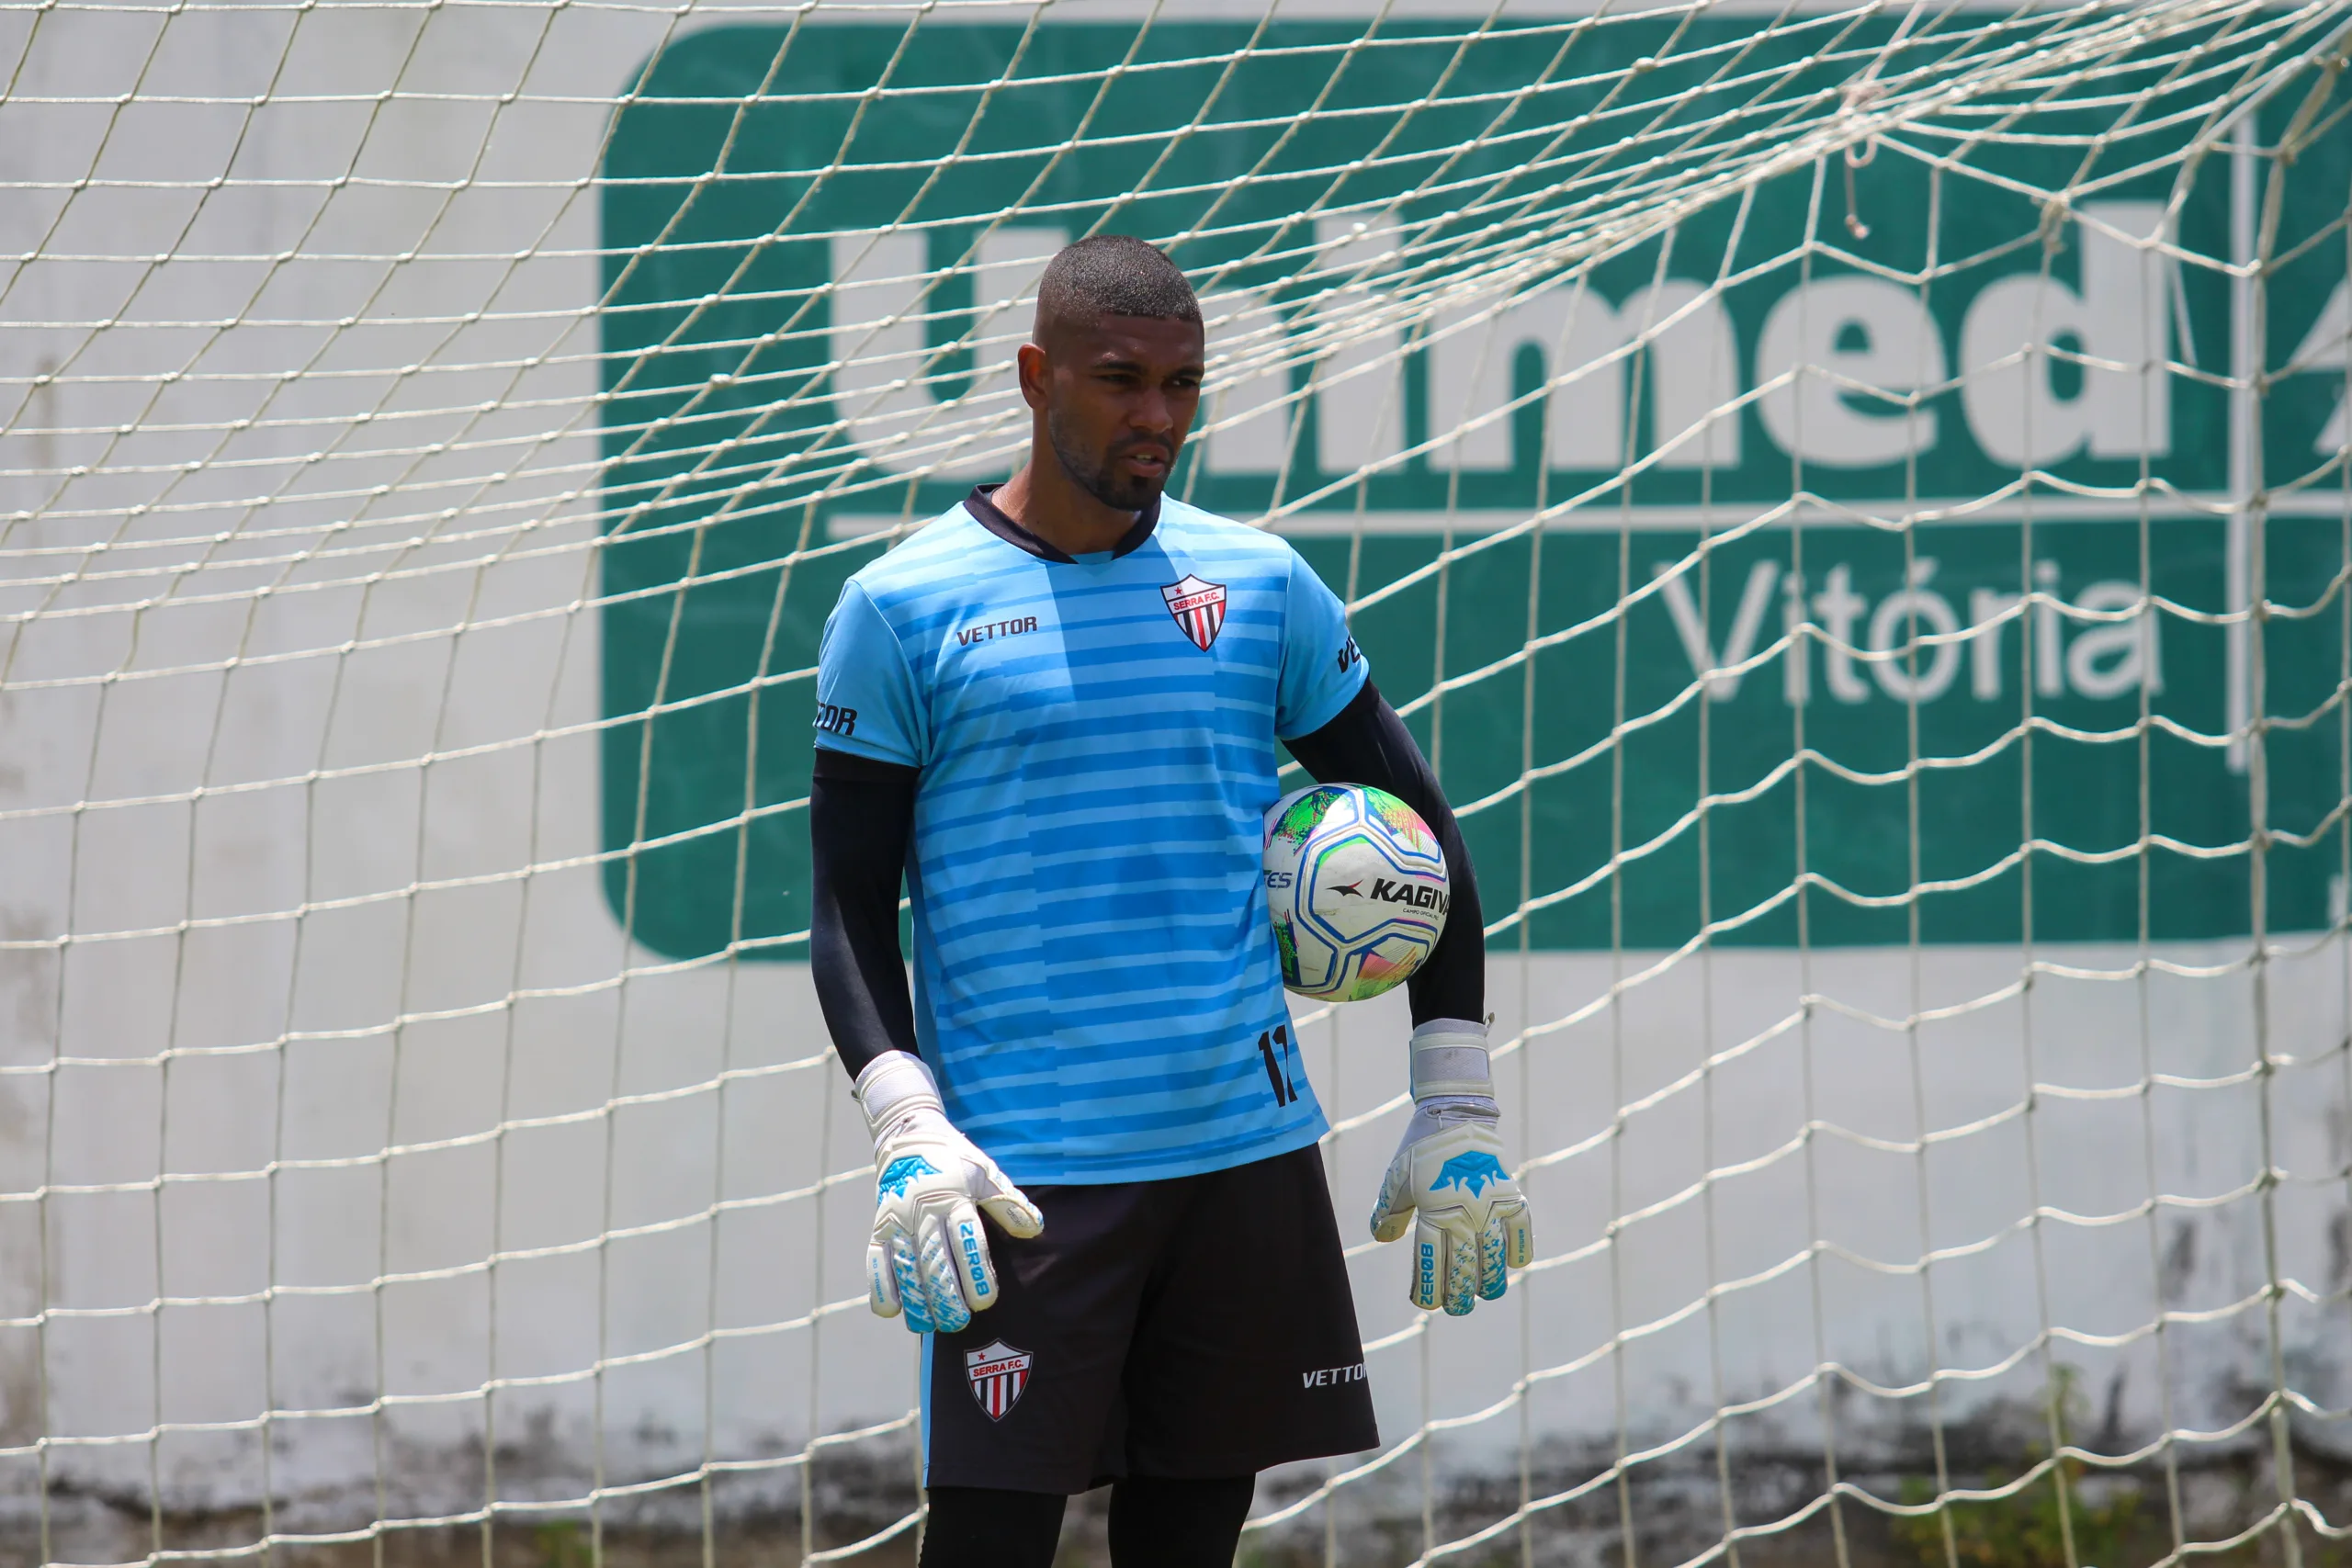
[1261,784,1450,1002]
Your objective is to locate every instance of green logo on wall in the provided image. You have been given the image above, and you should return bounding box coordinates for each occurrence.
[599,15,2352,960]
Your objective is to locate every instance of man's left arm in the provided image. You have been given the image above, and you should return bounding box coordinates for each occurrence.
[1269,553,1483,1030]
[1285,684,1532,1316]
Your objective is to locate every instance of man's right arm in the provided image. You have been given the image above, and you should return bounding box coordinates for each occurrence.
[811,741,1043,1334]
[808,745,922,1079]
[808,578,929,1080]
[809,581,1038,1333]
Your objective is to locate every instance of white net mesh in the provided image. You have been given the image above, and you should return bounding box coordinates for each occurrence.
[9,1,2352,1563]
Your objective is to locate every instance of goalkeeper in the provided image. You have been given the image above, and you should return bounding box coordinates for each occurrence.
[808,235,1532,1568]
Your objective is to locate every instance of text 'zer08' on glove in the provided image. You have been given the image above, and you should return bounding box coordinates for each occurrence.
[854,1051,1043,1335]
[1369,1020,1534,1315]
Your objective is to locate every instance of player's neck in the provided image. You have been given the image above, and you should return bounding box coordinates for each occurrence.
[994,453,1144,558]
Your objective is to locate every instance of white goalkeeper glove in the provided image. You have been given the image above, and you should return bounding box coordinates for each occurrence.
[854,1051,1043,1335]
[1369,1020,1534,1316]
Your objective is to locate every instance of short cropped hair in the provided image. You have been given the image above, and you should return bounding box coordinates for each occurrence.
[1035,235,1202,331]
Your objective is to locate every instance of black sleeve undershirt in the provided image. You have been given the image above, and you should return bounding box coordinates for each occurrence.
[808,677,1485,1081]
[808,746,921,1079]
[1282,680,1486,1029]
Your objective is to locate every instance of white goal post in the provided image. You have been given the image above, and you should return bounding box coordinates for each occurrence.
[6,2,2352,1565]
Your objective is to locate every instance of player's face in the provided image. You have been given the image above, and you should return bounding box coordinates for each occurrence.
[1032,313,1205,512]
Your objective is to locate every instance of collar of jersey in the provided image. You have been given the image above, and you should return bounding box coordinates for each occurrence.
[963,484,1159,564]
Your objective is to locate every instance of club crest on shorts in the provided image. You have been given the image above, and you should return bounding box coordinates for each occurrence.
[1160,574,1227,651]
[965,1340,1032,1421]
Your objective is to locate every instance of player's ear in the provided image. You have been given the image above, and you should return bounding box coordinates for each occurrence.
[1015,342,1050,412]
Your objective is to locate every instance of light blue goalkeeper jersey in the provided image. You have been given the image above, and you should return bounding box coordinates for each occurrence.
[812,489,1369,1184]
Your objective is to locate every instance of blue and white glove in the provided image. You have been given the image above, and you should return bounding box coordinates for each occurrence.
[1369,1020,1535,1315]
[854,1052,1043,1335]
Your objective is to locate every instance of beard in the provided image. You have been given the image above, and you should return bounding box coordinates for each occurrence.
[1046,408,1168,512]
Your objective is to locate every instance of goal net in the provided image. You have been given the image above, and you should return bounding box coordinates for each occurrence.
[6,0,2352,1563]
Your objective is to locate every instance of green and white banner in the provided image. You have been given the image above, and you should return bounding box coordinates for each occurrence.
[598,15,2352,959]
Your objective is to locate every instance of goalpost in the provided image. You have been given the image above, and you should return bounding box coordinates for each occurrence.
[6,0,2352,1563]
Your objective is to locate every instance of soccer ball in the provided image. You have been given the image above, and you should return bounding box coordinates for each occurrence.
[1261,784,1450,1001]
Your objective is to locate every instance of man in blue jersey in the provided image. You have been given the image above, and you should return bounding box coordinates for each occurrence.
[808,236,1533,1568]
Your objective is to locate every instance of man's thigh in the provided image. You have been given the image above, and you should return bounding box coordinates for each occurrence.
[923,1179,1180,1493]
[1121,1144,1380,1476]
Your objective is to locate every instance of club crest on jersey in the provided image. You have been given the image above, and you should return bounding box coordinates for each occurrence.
[965,1340,1032,1421]
[1160,574,1227,651]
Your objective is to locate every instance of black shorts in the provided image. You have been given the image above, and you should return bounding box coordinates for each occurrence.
[921,1144,1379,1494]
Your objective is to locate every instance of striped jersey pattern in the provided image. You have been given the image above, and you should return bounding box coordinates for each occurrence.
[813,492,1367,1184]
